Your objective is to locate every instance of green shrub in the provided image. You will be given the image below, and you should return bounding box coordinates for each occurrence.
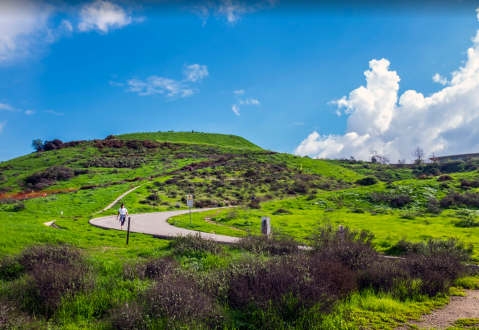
[352,208,365,213]
[272,208,292,215]
[387,238,473,261]
[356,176,379,186]
[170,233,222,256]
[453,216,479,228]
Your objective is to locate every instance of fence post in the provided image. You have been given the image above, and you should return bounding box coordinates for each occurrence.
[338,225,344,243]
[261,217,271,238]
[126,217,131,245]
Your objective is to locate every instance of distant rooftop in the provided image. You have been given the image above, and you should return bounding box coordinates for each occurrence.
[430,152,479,162]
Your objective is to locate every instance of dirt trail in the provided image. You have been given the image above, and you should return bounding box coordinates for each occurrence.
[397,290,479,329]
[93,184,144,215]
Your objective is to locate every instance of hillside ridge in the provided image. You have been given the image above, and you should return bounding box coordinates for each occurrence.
[116,131,262,150]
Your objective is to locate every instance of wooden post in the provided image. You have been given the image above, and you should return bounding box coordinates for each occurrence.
[338,225,344,243]
[126,217,131,245]
[261,217,271,238]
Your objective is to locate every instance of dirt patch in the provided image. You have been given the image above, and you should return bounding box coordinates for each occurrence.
[397,290,479,329]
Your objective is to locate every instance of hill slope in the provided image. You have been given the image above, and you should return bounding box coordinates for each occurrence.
[0,132,364,253]
[116,131,262,150]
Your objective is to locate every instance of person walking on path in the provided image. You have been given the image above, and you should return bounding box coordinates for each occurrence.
[116,204,129,230]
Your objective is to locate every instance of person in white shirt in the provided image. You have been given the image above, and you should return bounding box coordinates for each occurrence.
[116,204,129,230]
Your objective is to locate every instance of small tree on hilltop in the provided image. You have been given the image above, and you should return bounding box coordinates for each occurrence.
[412,146,425,164]
[369,148,389,165]
[32,139,43,152]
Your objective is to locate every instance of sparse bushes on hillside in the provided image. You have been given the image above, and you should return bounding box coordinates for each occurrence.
[25,261,91,316]
[452,216,479,228]
[170,233,222,256]
[31,139,85,152]
[440,160,465,173]
[227,255,356,326]
[0,299,32,330]
[147,193,160,201]
[387,238,473,261]
[440,191,479,208]
[236,234,299,256]
[356,176,379,186]
[249,198,261,209]
[123,257,178,281]
[272,208,292,215]
[426,198,442,214]
[141,275,224,328]
[82,157,148,169]
[24,166,76,190]
[437,174,453,181]
[293,180,310,193]
[1,245,91,318]
[370,191,412,207]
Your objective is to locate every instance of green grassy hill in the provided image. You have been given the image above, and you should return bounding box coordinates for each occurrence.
[3,131,479,260]
[0,132,362,255]
[116,131,262,150]
[2,131,479,330]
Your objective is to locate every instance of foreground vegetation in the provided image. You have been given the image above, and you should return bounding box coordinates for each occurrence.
[1,229,478,329]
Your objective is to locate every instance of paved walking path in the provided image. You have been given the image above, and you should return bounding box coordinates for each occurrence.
[89,208,240,244]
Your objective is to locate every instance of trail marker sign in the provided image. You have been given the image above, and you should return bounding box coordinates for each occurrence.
[187,195,194,208]
[187,195,194,224]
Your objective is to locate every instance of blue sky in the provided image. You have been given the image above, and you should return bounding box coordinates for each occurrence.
[2,0,479,162]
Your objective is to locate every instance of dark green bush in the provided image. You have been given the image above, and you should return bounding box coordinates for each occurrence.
[272,208,292,215]
[147,193,160,201]
[170,233,222,256]
[123,257,178,281]
[356,176,379,186]
[24,166,75,189]
[236,234,299,256]
[387,238,473,261]
[141,275,225,328]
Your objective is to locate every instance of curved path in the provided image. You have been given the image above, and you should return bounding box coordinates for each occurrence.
[89,208,240,244]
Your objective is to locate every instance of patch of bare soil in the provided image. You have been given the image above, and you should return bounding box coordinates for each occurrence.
[398,290,479,329]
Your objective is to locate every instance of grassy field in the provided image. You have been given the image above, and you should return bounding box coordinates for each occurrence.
[173,205,479,259]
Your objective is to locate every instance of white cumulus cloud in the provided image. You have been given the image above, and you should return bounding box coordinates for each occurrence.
[183,64,209,82]
[109,80,125,86]
[60,19,73,32]
[126,64,208,98]
[25,110,35,115]
[232,104,240,116]
[217,0,251,24]
[432,73,448,85]
[0,103,15,111]
[191,0,276,26]
[0,0,54,62]
[245,98,260,105]
[44,110,63,115]
[295,14,479,162]
[230,90,260,115]
[78,0,132,34]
